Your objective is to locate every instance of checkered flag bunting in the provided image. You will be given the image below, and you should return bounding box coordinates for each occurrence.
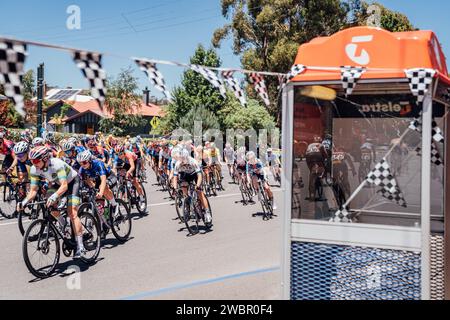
[135,59,172,102]
[405,68,436,104]
[409,116,422,132]
[190,65,227,98]
[73,51,107,106]
[340,66,366,96]
[378,187,407,208]
[432,120,445,143]
[330,206,352,223]
[221,70,247,107]
[0,39,27,116]
[416,142,443,166]
[366,159,398,194]
[248,73,270,107]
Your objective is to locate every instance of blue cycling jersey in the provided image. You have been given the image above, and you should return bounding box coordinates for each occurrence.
[246,160,264,176]
[79,159,111,180]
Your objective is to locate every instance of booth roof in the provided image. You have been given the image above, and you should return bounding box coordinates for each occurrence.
[291,26,450,86]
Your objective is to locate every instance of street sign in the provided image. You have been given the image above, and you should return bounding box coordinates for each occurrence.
[150,117,160,130]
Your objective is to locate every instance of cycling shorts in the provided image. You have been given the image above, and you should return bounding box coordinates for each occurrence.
[179,172,198,185]
[48,175,81,207]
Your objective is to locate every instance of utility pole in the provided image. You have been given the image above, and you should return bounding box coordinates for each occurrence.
[37,63,44,137]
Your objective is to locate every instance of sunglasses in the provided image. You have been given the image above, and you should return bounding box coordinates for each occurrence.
[31,159,42,165]
[16,153,27,160]
[64,150,74,156]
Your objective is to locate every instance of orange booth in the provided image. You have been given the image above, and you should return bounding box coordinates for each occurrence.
[281,27,450,300]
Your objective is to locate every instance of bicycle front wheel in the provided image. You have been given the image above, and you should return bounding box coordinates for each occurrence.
[182,198,199,235]
[23,219,60,279]
[78,211,101,264]
[136,185,148,215]
[110,200,132,243]
[0,183,16,219]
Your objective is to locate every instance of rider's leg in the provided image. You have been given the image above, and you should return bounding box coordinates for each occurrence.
[132,177,145,197]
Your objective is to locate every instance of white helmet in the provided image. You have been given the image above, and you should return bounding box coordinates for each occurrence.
[180,149,190,162]
[77,150,93,163]
[14,141,30,154]
[62,141,76,152]
[267,148,273,153]
[32,137,45,147]
[246,151,256,162]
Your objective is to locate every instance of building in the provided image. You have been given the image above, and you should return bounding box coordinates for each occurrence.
[44,89,164,135]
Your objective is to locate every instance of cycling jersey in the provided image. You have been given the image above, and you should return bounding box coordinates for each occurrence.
[246,160,265,176]
[79,159,111,180]
[173,158,201,176]
[266,153,279,166]
[223,148,235,163]
[30,158,78,186]
[114,151,137,167]
[89,146,109,162]
[17,159,32,174]
[0,139,15,170]
[130,144,142,159]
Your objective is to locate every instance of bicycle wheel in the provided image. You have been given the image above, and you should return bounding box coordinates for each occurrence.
[18,204,42,236]
[175,191,184,222]
[182,197,199,235]
[0,182,16,219]
[209,173,217,197]
[136,184,148,215]
[23,219,60,279]
[78,211,101,264]
[109,200,132,243]
[315,176,324,200]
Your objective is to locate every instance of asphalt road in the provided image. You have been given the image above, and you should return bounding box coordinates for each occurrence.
[0,167,282,300]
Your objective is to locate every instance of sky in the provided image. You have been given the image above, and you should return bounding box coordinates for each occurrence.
[0,0,449,98]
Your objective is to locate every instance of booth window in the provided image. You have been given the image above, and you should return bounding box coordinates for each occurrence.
[291,86,445,229]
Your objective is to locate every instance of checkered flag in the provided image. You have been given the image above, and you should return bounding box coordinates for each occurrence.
[248,73,270,107]
[279,64,306,91]
[378,187,407,208]
[405,68,436,104]
[340,66,366,96]
[409,116,422,132]
[366,159,398,194]
[73,51,107,106]
[221,70,247,107]
[416,142,443,166]
[432,120,444,143]
[190,65,227,98]
[135,59,172,102]
[0,39,27,116]
[330,206,352,223]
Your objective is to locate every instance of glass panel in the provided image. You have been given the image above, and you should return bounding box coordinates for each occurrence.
[291,86,445,228]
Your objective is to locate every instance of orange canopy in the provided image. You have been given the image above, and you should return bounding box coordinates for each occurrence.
[291,26,450,85]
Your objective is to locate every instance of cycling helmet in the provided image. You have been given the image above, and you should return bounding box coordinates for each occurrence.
[32,137,45,147]
[77,150,93,163]
[14,141,30,154]
[246,151,256,161]
[180,149,190,162]
[62,141,76,152]
[29,146,50,161]
[130,138,138,145]
[45,131,55,142]
[20,131,31,142]
[68,137,78,144]
[267,148,273,153]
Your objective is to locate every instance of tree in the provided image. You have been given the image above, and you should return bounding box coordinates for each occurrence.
[99,67,147,136]
[222,98,276,131]
[158,45,226,134]
[212,0,413,123]
[179,106,220,134]
[23,70,35,101]
[353,2,415,32]
[50,103,71,132]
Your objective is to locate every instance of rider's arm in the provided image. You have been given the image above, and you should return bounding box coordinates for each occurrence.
[98,175,107,197]
[8,155,18,173]
[21,184,39,207]
[196,172,203,189]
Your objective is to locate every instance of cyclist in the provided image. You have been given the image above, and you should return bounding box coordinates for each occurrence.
[77,150,118,238]
[61,140,86,171]
[0,132,15,174]
[44,132,58,158]
[173,149,212,224]
[20,129,33,144]
[207,142,223,189]
[7,141,31,184]
[331,146,356,199]
[87,137,109,164]
[19,146,85,259]
[360,136,377,164]
[305,136,328,201]
[223,143,235,179]
[113,145,145,203]
[246,151,276,210]
[322,134,333,183]
[265,148,282,184]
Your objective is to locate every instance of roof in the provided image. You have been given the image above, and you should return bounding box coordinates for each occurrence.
[291,26,450,85]
[49,100,165,124]
[45,88,94,102]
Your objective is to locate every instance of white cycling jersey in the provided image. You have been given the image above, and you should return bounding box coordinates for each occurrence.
[224,147,235,163]
[30,158,78,186]
[173,157,201,176]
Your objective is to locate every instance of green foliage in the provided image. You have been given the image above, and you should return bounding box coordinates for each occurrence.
[354,1,415,32]
[213,0,413,122]
[23,70,35,101]
[158,45,226,134]
[99,67,146,135]
[179,106,220,133]
[222,98,276,131]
